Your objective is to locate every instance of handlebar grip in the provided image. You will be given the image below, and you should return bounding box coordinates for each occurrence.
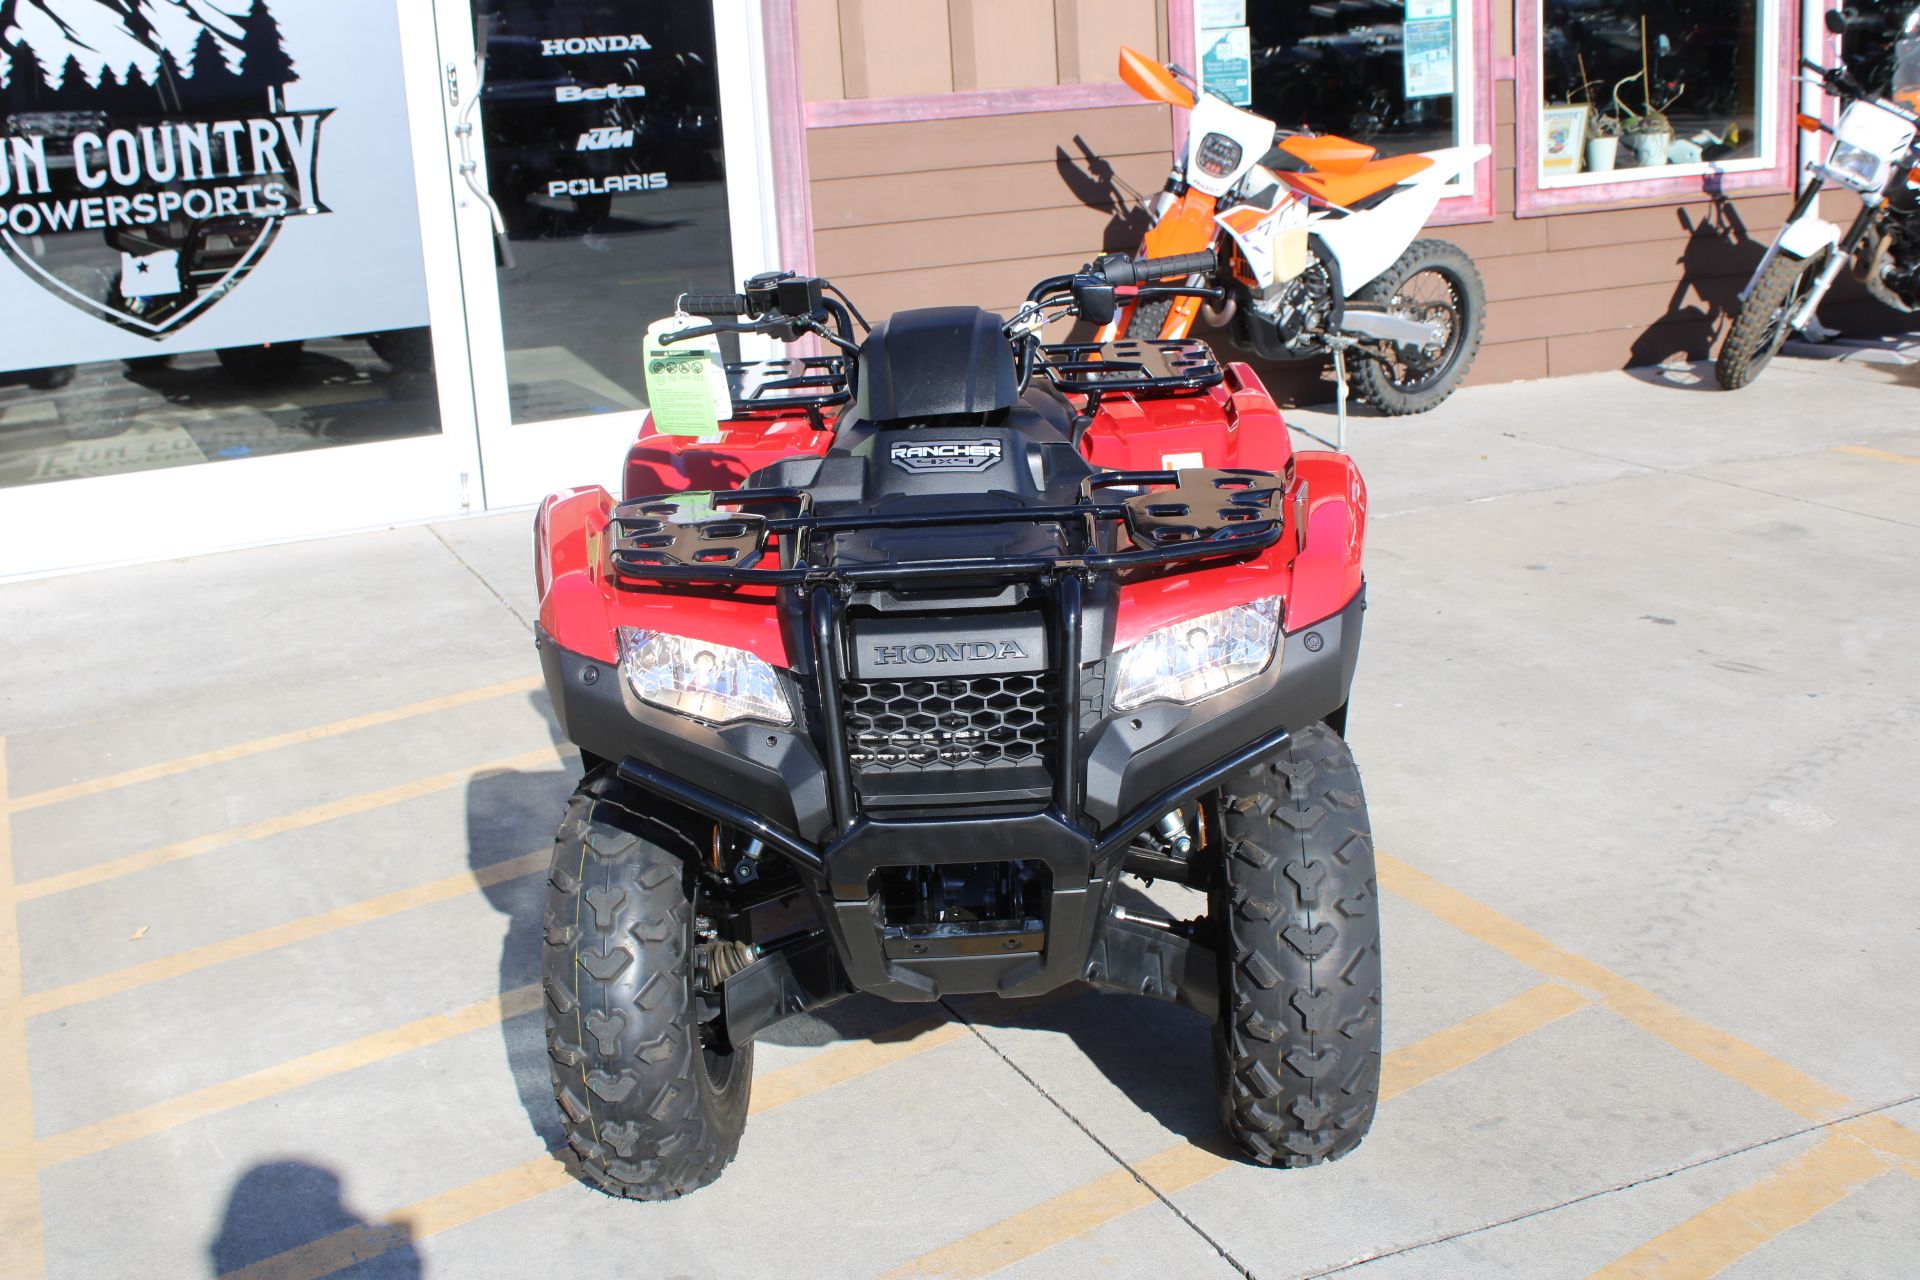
[1130,249,1218,283]
[681,293,752,317]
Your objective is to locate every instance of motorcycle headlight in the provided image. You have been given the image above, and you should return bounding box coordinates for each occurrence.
[1111,596,1284,711]
[618,628,792,726]
[1821,141,1887,190]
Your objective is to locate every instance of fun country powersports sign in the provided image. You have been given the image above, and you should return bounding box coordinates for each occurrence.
[0,0,429,369]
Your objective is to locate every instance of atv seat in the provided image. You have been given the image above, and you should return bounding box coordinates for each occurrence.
[1278,152,1434,208]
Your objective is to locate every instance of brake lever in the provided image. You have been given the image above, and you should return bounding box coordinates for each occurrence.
[657,319,763,345]
[1132,285,1227,304]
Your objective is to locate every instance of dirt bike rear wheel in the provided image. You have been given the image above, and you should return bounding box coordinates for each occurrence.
[1350,239,1485,415]
[1715,250,1826,390]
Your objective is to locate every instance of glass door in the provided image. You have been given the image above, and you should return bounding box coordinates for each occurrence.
[433,0,781,509]
[0,0,484,578]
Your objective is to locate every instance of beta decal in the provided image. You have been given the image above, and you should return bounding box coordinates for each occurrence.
[541,34,652,56]
[0,0,330,339]
[555,82,645,103]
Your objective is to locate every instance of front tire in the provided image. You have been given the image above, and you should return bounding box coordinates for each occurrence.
[1715,251,1825,390]
[1350,238,1485,414]
[1121,295,1176,341]
[544,792,751,1199]
[1213,724,1381,1166]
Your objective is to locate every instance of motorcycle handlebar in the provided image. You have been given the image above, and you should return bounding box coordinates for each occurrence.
[681,293,753,317]
[1103,250,1218,286]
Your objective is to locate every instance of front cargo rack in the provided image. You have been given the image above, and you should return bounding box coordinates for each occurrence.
[1034,338,1223,407]
[606,467,1293,588]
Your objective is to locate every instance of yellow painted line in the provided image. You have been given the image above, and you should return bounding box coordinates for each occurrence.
[1374,853,1868,1125]
[1832,444,1920,466]
[1587,1134,1888,1280]
[13,745,573,902]
[750,1018,971,1113]
[21,850,548,1018]
[219,1015,970,1280]
[0,741,48,1278]
[886,983,1588,1280]
[5,676,544,814]
[1381,982,1590,1100]
[37,985,543,1168]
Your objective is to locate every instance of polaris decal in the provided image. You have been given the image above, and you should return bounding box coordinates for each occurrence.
[872,641,1029,666]
[889,440,1002,474]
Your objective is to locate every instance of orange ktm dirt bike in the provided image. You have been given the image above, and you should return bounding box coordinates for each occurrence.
[1103,47,1491,420]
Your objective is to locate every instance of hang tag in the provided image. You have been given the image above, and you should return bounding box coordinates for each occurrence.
[642,317,733,436]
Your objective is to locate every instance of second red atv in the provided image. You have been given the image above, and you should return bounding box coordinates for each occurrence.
[533,251,1380,1198]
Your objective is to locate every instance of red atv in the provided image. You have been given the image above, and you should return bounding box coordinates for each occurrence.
[533,252,1380,1198]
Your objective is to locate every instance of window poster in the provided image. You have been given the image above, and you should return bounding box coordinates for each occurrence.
[1196,0,1246,29]
[0,1,432,372]
[1201,25,1252,107]
[1403,5,1456,101]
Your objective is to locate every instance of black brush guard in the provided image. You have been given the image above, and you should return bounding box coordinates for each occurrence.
[606,469,1301,1023]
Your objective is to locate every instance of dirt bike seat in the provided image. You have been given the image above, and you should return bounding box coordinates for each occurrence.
[1278,153,1435,208]
[1276,133,1378,173]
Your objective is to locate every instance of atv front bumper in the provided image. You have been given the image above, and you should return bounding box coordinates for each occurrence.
[538,587,1363,1014]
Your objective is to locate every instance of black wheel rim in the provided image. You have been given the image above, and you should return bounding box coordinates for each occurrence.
[690,886,741,1089]
[1379,267,1465,392]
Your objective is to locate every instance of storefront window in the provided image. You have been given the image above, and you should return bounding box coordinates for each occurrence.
[474,1,736,426]
[0,1,442,491]
[1535,0,1779,185]
[1231,0,1471,161]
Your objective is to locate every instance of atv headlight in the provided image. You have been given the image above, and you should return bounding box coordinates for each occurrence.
[618,628,792,726]
[1111,596,1284,711]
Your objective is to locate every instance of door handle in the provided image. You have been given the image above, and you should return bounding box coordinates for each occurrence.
[449,21,516,270]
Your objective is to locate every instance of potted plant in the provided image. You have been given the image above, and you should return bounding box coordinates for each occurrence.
[1612,17,1682,167]
[1573,55,1621,172]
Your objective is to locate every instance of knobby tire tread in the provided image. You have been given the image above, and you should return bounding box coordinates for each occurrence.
[543,793,750,1199]
[1215,724,1382,1167]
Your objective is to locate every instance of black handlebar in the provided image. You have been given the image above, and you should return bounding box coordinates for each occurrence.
[1102,250,1218,286]
[681,293,752,317]
[1800,57,1920,126]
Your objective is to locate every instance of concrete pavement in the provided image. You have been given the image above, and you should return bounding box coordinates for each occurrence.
[1,349,1917,1278]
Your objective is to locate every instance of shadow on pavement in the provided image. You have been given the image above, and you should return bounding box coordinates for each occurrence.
[208,1161,419,1278]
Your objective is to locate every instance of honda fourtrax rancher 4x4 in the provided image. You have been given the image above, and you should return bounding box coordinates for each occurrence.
[532,251,1380,1198]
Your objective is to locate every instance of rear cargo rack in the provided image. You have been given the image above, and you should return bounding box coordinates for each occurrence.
[1034,338,1223,408]
[605,466,1293,588]
[725,355,852,428]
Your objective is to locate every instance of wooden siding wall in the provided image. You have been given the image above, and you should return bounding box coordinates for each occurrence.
[800,0,1164,100]
[798,9,1905,397]
[808,105,1174,322]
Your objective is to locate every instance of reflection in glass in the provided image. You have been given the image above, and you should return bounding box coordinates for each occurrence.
[0,331,440,490]
[1246,0,1458,157]
[473,1,736,425]
[1541,0,1764,172]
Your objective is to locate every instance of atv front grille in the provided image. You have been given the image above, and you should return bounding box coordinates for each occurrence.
[843,675,1056,769]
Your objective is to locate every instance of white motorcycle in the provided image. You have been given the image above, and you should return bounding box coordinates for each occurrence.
[1103,46,1493,434]
[1717,10,1920,389]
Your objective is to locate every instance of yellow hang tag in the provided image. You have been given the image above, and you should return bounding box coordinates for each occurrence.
[642,317,733,436]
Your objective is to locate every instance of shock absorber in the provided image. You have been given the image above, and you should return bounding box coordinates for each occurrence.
[1154,809,1193,856]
